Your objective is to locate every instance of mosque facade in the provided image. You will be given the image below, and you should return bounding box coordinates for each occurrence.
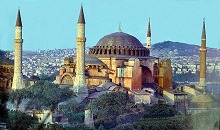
[55,6,172,92]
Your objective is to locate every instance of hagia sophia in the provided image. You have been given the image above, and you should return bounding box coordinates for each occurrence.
[55,6,172,98]
[0,6,173,104]
[0,5,218,114]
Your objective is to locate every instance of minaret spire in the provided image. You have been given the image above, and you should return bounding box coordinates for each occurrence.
[16,9,22,27]
[146,17,151,55]
[199,18,207,89]
[78,5,85,24]
[147,17,151,37]
[202,18,206,40]
[12,9,24,90]
[73,5,88,98]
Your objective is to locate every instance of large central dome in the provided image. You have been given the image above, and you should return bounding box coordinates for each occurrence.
[89,31,150,57]
[96,32,144,47]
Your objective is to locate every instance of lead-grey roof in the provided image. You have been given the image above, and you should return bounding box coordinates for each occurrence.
[96,32,143,48]
[85,56,106,65]
[0,57,14,65]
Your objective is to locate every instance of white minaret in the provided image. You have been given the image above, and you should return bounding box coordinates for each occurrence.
[146,17,151,55]
[12,9,24,90]
[73,6,88,97]
[199,18,207,88]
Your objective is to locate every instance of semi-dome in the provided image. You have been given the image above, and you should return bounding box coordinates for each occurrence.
[96,32,143,48]
[89,32,150,57]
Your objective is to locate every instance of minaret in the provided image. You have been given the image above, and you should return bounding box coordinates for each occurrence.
[146,18,151,55]
[12,9,24,90]
[73,6,88,97]
[199,18,207,88]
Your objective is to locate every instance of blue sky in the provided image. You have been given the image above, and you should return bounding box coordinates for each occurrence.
[0,0,220,50]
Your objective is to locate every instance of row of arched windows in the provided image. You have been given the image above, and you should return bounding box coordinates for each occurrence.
[0,66,13,73]
[89,47,150,56]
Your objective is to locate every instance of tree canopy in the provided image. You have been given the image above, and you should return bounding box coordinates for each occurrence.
[59,99,85,123]
[0,88,9,123]
[133,104,185,130]
[88,92,130,119]
[6,110,38,130]
[9,80,74,110]
[143,104,179,118]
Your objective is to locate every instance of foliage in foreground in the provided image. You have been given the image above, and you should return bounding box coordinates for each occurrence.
[59,99,85,123]
[134,107,220,130]
[0,88,9,123]
[143,104,179,118]
[28,123,63,130]
[88,92,130,119]
[6,110,38,130]
[9,80,74,110]
[134,115,187,130]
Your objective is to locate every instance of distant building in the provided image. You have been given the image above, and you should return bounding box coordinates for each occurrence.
[0,52,14,92]
[28,109,53,124]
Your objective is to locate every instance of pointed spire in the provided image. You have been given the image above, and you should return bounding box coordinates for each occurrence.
[202,18,206,39]
[16,9,22,27]
[147,17,151,37]
[118,22,122,32]
[78,5,85,24]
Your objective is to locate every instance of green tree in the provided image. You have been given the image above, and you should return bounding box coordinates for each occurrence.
[40,74,56,81]
[133,104,184,130]
[143,104,179,118]
[133,115,186,130]
[0,88,9,123]
[63,125,93,130]
[28,123,63,130]
[9,80,74,110]
[97,124,106,130]
[6,110,38,130]
[114,123,134,130]
[58,98,86,123]
[88,92,130,119]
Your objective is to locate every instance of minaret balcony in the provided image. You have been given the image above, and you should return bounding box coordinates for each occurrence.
[14,39,23,43]
[76,37,86,42]
[199,48,207,52]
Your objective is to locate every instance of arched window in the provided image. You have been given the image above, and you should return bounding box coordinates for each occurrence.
[114,49,116,54]
[61,75,73,85]
[128,50,131,55]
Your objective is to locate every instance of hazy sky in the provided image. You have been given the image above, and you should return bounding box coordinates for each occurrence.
[0,0,220,50]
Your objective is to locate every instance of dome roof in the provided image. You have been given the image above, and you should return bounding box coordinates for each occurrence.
[89,31,150,57]
[96,32,143,47]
